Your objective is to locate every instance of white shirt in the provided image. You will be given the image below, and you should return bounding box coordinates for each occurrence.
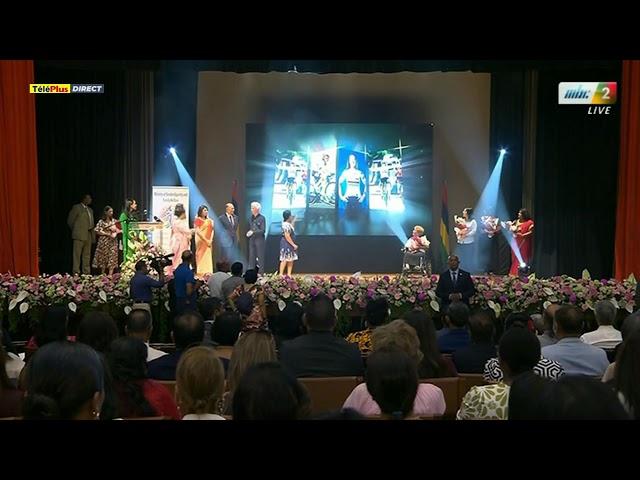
[208,271,231,299]
[182,413,226,420]
[146,343,168,362]
[580,325,622,350]
[457,219,477,245]
[340,168,365,197]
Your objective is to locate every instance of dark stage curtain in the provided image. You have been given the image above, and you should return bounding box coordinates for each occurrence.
[615,60,640,280]
[0,60,40,276]
[533,67,622,279]
[34,65,154,274]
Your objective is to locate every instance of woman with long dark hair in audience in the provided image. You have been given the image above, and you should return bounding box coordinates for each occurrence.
[402,309,457,378]
[232,362,312,420]
[107,336,180,419]
[614,328,640,419]
[22,341,105,420]
[365,348,420,420]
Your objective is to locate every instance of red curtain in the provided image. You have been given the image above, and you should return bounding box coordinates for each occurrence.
[0,60,39,276]
[615,60,640,280]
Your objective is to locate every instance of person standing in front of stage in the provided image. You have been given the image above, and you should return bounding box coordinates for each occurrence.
[279,210,298,276]
[456,207,478,273]
[67,194,96,274]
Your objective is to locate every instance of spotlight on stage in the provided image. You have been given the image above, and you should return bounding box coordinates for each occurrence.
[500,148,507,155]
[518,262,530,276]
[169,147,176,154]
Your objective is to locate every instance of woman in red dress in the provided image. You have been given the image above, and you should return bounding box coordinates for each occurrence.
[508,208,534,275]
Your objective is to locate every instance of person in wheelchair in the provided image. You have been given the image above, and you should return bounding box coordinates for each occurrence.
[402,225,431,274]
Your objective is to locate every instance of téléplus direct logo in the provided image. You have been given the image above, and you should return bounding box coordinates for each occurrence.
[29,84,105,94]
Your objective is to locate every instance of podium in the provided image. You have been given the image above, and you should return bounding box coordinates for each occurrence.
[129,221,167,253]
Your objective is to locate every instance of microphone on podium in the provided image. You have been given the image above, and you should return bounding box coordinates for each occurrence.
[153,216,162,223]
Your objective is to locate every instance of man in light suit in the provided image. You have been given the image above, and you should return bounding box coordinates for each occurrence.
[246,201,266,271]
[218,203,239,263]
[67,194,96,274]
[435,254,476,310]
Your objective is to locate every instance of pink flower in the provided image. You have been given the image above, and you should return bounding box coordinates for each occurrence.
[9,284,17,292]
[418,292,426,301]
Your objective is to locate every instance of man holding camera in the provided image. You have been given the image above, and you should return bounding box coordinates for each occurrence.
[130,259,167,308]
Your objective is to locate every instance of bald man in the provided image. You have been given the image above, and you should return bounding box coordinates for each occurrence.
[539,304,560,347]
[218,203,239,263]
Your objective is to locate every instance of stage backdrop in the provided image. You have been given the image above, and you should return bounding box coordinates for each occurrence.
[152,186,189,255]
[195,71,491,273]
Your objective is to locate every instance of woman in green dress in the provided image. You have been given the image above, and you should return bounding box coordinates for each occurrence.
[119,198,138,263]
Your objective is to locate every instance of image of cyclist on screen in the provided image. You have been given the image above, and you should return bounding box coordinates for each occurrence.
[339,154,367,206]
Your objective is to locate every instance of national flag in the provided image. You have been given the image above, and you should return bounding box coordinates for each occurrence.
[440,180,450,266]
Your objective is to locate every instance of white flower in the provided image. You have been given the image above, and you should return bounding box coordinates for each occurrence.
[277,300,287,311]
[430,300,440,312]
[67,289,76,298]
[9,299,18,311]
[68,302,77,313]
[333,299,342,310]
[19,302,29,314]
[99,291,108,302]
[124,306,132,315]
[16,291,28,303]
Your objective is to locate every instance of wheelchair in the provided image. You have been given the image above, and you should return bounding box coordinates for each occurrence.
[401,248,431,276]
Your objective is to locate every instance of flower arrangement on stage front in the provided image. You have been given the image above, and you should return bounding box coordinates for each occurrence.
[1,269,636,336]
[119,230,166,276]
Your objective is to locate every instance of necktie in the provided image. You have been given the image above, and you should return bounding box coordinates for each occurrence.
[229,215,234,227]
[452,271,457,284]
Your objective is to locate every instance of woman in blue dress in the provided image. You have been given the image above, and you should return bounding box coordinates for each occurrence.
[279,210,298,276]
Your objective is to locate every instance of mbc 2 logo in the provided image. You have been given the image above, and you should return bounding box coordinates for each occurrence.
[558,82,617,115]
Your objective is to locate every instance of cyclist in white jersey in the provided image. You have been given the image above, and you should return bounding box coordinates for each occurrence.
[339,154,367,203]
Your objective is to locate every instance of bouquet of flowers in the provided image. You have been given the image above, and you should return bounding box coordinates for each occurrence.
[119,230,167,278]
[454,215,467,241]
[481,215,501,238]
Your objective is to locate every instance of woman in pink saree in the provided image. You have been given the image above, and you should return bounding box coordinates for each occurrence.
[168,203,193,275]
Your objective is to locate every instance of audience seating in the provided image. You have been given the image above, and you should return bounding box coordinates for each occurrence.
[158,380,177,399]
[298,376,364,415]
[121,416,172,420]
[457,373,490,407]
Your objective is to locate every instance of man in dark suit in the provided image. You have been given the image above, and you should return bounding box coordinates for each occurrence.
[279,293,365,377]
[67,194,96,274]
[218,203,239,263]
[147,310,205,380]
[435,254,476,310]
[246,201,266,270]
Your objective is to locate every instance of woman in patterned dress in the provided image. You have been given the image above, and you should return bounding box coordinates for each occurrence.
[92,205,121,275]
[278,210,298,276]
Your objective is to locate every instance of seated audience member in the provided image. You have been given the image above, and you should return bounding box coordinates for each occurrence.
[271,302,305,353]
[538,304,560,347]
[279,293,365,377]
[1,328,24,387]
[484,311,564,382]
[125,309,168,362]
[230,275,267,331]
[107,336,180,420]
[228,269,267,318]
[508,371,553,420]
[580,299,622,350]
[22,341,104,420]
[221,261,245,302]
[207,260,231,301]
[531,314,544,335]
[200,297,225,340]
[0,339,24,417]
[312,408,368,420]
[457,328,541,420]
[437,301,471,354]
[343,320,446,417]
[363,348,422,420]
[223,329,278,415]
[541,305,610,377]
[147,311,205,381]
[210,311,243,374]
[613,329,640,418]
[345,297,390,354]
[452,310,497,374]
[602,311,640,383]
[402,309,457,378]
[176,346,226,420]
[26,305,75,349]
[76,311,119,354]
[232,362,312,420]
[542,375,629,420]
